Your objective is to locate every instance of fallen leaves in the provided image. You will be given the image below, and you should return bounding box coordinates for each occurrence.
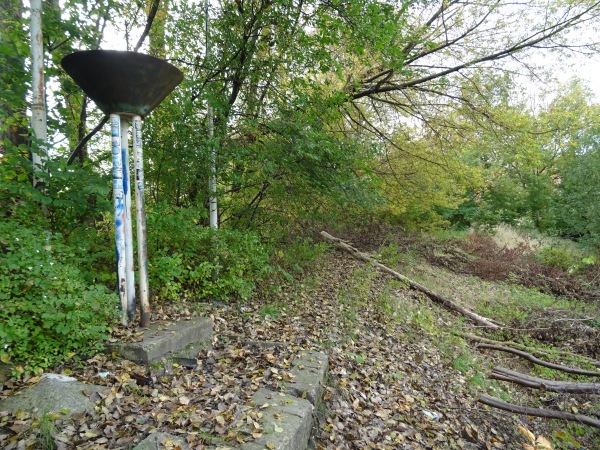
[1,251,596,449]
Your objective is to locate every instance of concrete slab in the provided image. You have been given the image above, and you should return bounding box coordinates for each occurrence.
[0,373,107,415]
[115,317,213,364]
[133,431,189,450]
[284,351,328,406]
[240,388,313,450]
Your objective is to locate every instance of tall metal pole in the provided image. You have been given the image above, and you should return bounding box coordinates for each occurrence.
[133,115,151,327]
[206,0,218,229]
[121,117,136,322]
[29,0,47,187]
[110,114,128,325]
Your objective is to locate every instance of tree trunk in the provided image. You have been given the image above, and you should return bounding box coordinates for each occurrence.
[320,231,499,328]
[478,344,600,377]
[479,395,600,428]
[29,0,48,187]
[458,332,600,368]
[490,366,600,393]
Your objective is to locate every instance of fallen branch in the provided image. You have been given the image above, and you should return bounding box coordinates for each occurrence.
[479,344,600,377]
[320,231,499,328]
[490,366,600,393]
[479,395,600,428]
[458,332,600,368]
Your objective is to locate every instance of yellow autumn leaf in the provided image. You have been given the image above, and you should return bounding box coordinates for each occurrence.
[536,436,553,450]
[518,424,535,444]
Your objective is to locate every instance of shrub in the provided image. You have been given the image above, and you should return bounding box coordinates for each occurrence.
[535,245,579,270]
[273,237,329,277]
[147,204,273,302]
[0,218,117,375]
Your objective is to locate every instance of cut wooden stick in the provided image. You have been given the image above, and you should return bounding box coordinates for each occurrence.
[479,395,600,428]
[320,231,499,328]
[479,344,600,377]
[490,366,600,393]
[458,332,600,368]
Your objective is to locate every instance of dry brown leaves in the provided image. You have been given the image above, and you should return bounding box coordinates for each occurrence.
[1,252,547,449]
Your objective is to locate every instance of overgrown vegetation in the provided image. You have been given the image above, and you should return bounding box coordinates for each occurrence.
[0,217,117,374]
[3,0,600,447]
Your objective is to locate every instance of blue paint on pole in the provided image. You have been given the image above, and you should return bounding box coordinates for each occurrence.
[110,114,128,325]
[122,148,129,196]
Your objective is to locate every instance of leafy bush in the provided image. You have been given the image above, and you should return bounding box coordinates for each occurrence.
[273,237,329,277]
[535,245,580,270]
[147,204,273,301]
[0,218,117,375]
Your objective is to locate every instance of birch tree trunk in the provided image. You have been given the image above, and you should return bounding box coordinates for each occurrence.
[29,0,48,187]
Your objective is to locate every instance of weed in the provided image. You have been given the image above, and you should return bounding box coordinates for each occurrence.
[378,243,402,268]
[337,265,378,328]
[33,413,60,450]
[259,301,286,319]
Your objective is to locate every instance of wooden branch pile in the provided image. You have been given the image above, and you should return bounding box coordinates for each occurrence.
[475,338,600,429]
[320,231,600,430]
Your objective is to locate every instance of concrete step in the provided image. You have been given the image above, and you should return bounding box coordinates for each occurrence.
[114,316,213,365]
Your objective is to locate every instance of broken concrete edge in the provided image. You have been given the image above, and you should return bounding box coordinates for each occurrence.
[239,388,313,450]
[109,317,214,364]
[284,351,329,406]
[150,339,213,377]
[132,431,190,450]
[237,351,329,450]
[0,374,109,417]
[130,350,329,450]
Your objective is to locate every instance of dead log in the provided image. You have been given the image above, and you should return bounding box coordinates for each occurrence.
[490,366,600,393]
[458,332,600,368]
[479,395,600,428]
[479,344,600,377]
[320,231,499,328]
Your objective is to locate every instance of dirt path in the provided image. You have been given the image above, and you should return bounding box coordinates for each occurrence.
[0,251,586,449]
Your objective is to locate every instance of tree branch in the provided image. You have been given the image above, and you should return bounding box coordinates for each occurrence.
[133,0,161,53]
[320,231,499,328]
[490,366,600,392]
[66,115,109,165]
[479,344,600,377]
[479,395,600,428]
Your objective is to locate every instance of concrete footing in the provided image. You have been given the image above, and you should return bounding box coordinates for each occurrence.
[114,317,213,364]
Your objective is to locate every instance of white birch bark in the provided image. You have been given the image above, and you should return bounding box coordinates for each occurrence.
[29,0,48,187]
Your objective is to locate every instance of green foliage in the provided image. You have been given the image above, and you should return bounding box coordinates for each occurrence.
[259,301,286,320]
[34,413,60,450]
[274,237,329,278]
[0,139,112,235]
[147,204,273,302]
[377,243,402,268]
[0,218,117,375]
[551,116,600,244]
[535,246,578,270]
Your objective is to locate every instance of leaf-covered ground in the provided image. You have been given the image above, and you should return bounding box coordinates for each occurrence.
[2,246,599,449]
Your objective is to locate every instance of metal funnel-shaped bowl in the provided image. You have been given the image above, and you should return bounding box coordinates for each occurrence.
[61,50,183,117]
